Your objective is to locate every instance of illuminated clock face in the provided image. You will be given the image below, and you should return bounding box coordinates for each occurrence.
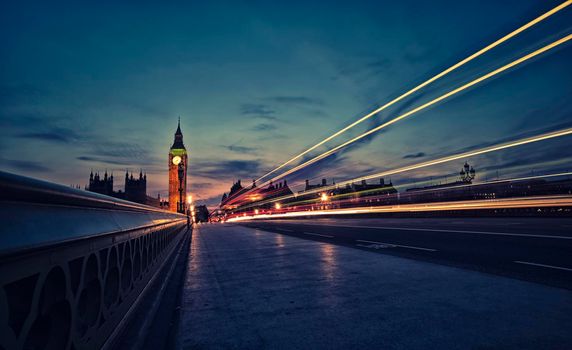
[172,156,182,165]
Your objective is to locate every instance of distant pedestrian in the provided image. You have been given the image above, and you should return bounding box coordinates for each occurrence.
[187,215,191,229]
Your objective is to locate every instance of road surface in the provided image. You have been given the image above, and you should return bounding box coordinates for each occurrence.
[242,217,572,289]
[176,222,572,349]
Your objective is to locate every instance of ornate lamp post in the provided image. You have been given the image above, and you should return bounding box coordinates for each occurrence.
[459,162,476,183]
[177,162,185,213]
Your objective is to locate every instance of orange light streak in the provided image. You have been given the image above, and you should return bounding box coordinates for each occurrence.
[229,127,572,209]
[227,195,572,222]
[259,34,572,188]
[255,1,572,183]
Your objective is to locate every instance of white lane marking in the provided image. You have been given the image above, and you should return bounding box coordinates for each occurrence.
[327,224,572,240]
[356,239,437,252]
[303,232,333,238]
[356,243,391,249]
[514,261,572,272]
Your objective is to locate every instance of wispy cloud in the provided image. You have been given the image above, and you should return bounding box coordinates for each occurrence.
[240,103,276,119]
[403,152,426,159]
[89,141,151,160]
[224,144,258,154]
[191,182,214,189]
[192,159,262,179]
[266,96,323,106]
[18,128,80,143]
[252,123,277,132]
[76,156,132,166]
[0,159,51,172]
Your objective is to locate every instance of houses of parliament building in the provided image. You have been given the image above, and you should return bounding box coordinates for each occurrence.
[86,170,161,207]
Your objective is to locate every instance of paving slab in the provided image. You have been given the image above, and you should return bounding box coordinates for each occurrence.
[176,223,572,349]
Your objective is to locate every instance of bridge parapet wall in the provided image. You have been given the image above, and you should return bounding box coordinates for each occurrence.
[0,171,187,350]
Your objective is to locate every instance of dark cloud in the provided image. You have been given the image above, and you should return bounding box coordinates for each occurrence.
[403,152,426,159]
[192,159,262,179]
[89,142,150,160]
[191,182,214,189]
[252,123,277,132]
[76,156,130,166]
[240,104,276,118]
[0,112,68,129]
[266,96,323,106]
[224,144,258,154]
[18,128,79,143]
[0,159,50,172]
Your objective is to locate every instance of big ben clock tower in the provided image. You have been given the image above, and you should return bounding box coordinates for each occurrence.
[168,118,188,212]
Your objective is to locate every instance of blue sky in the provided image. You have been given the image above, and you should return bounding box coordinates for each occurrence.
[1,0,571,205]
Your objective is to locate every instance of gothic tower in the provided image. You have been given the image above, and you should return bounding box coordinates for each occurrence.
[168,118,188,212]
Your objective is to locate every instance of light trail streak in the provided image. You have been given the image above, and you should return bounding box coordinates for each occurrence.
[259,34,572,187]
[232,170,572,213]
[227,127,572,209]
[225,33,572,207]
[227,195,572,222]
[254,1,572,183]
[395,171,572,195]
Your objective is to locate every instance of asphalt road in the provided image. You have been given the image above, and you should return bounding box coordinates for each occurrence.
[241,217,572,289]
[178,223,572,349]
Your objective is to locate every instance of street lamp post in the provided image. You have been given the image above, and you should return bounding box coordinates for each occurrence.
[459,162,476,183]
[177,162,185,213]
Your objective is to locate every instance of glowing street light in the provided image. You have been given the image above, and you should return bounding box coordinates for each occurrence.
[255,209,259,215]
[320,193,329,202]
[275,203,282,209]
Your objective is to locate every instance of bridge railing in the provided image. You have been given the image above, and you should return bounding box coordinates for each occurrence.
[0,171,188,350]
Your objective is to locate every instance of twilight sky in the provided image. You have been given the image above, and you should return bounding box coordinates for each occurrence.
[1,0,572,206]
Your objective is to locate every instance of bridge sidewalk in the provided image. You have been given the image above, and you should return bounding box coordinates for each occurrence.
[176,223,572,349]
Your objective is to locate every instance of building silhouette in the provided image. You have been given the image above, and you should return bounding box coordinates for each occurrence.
[88,170,114,196]
[124,170,147,203]
[86,170,159,207]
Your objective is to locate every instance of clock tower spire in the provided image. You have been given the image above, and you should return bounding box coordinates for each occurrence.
[168,118,188,212]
